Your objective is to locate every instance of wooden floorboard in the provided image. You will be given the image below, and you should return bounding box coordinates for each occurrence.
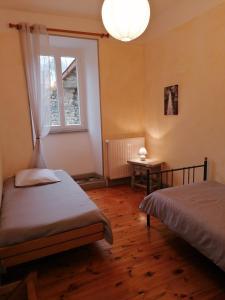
[3,185,225,300]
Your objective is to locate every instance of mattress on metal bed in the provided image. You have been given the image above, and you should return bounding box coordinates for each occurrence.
[140,181,225,271]
[0,170,113,248]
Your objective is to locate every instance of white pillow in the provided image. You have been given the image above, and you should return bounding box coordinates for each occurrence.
[15,169,61,187]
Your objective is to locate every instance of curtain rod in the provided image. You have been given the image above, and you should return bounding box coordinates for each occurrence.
[9,23,110,39]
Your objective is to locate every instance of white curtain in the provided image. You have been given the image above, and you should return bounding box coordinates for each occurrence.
[19,23,51,168]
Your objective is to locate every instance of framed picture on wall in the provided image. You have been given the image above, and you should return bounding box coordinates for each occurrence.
[164,85,178,115]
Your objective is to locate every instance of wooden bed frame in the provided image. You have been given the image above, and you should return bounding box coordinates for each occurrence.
[145,157,208,228]
[0,272,38,300]
[0,223,104,272]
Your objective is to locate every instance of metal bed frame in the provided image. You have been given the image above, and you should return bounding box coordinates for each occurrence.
[146,157,208,228]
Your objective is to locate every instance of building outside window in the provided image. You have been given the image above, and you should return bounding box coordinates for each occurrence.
[41,51,86,132]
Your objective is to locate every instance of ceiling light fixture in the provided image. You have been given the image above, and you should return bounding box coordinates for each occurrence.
[101,0,150,42]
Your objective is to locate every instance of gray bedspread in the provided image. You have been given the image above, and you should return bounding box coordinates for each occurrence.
[0,170,113,247]
[140,181,225,271]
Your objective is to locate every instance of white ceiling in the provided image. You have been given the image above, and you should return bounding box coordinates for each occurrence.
[0,0,224,39]
[0,0,178,19]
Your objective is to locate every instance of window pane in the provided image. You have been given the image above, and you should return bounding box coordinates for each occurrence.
[61,57,81,126]
[49,57,61,126]
[41,56,61,127]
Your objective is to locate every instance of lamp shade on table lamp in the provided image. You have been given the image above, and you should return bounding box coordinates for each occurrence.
[138,147,148,161]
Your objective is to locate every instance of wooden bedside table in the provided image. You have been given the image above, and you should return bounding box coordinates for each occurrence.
[127,159,164,192]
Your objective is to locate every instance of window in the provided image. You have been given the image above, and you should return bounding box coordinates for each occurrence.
[41,51,86,132]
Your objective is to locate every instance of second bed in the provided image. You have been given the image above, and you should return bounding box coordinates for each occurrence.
[140,158,225,272]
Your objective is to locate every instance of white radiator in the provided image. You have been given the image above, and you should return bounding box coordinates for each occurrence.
[106,137,145,180]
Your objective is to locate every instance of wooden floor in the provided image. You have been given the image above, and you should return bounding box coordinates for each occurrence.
[4,185,225,300]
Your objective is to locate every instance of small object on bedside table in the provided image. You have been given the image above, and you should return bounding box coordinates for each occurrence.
[127,159,164,193]
[138,147,148,161]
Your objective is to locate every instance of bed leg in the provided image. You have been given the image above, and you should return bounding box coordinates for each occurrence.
[147,214,150,229]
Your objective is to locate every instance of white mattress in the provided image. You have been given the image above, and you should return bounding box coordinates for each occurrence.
[140,181,225,271]
[0,170,113,247]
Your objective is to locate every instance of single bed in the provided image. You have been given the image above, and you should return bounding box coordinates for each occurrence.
[140,181,225,271]
[139,157,225,272]
[0,170,113,271]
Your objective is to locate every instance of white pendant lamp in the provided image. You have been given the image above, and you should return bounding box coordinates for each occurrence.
[101,0,150,42]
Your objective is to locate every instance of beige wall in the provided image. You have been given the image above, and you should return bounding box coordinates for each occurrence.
[99,39,145,140]
[0,9,145,179]
[0,25,33,179]
[99,39,145,172]
[0,145,3,200]
[144,2,225,182]
[2,3,224,182]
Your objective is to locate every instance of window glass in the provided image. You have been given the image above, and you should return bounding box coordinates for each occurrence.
[61,56,81,126]
[48,56,60,126]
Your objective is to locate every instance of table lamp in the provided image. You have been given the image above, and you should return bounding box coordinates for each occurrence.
[138,147,147,161]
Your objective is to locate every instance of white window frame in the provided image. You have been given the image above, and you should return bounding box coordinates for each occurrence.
[45,48,87,133]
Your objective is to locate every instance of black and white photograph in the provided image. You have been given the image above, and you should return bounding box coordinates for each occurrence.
[164,84,179,115]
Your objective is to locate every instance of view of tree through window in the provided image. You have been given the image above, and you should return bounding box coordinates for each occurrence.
[61,57,81,126]
[49,57,60,126]
[42,55,81,129]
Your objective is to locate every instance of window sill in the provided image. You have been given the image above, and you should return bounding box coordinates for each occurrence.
[50,128,88,134]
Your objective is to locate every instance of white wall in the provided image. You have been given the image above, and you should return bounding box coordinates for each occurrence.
[43,132,95,175]
[43,36,103,176]
[85,42,103,175]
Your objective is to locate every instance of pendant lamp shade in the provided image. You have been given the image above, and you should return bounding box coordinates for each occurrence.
[101,0,150,42]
